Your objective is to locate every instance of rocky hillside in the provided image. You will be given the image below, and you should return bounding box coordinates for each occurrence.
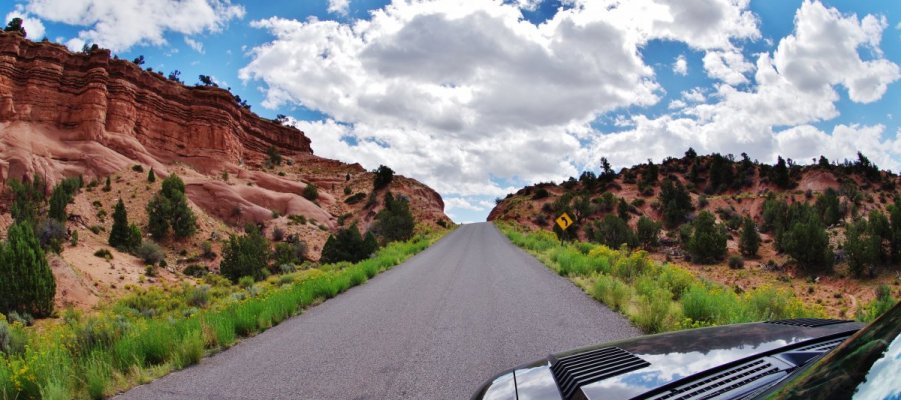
[490,151,901,317]
[0,31,448,310]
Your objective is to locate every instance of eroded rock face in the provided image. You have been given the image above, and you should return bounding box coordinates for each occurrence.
[0,32,448,233]
[0,32,311,182]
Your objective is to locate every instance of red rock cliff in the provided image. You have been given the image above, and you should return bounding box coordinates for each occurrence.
[0,32,310,182]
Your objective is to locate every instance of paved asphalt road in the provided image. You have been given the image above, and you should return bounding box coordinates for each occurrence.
[116,222,639,400]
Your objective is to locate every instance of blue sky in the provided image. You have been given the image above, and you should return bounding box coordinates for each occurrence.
[5,0,901,223]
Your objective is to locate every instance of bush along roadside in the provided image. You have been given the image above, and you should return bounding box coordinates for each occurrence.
[495,222,829,334]
[0,230,448,400]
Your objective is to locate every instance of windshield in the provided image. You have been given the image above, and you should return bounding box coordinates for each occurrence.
[764,302,901,399]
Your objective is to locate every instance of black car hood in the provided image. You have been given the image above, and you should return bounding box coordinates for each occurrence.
[473,320,863,400]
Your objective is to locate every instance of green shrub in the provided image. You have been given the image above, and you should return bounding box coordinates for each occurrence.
[739,217,760,257]
[344,192,366,204]
[611,250,653,282]
[134,241,165,265]
[659,178,692,228]
[82,352,111,400]
[146,174,196,240]
[636,216,660,248]
[183,264,210,277]
[372,165,394,189]
[220,227,271,282]
[552,247,593,276]
[321,224,378,264]
[587,214,636,249]
[856,285,897,322]
[186,285,210,308]
[370,192,415,243]
[681,284,740,325]
[633,289,678,333]
[591,275,631,311]
[93,248,112,259]
[658,265,694,299]
[132,165,144,172]
[302,183,318,201]
[743,286,805,321]
[685,211,727,264]
[174,330,204,368]
[782,214,833,275]
[272,241,307,267]
[728,255,744,269]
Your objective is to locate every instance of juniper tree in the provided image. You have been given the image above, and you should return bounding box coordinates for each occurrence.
[739,217,760,257]
[685,211,727,264]
[220,226,270,282]
[109,199,131,249]
[0,223,55,317]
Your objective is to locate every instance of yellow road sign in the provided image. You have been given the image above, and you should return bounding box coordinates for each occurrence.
[555,212,574,230]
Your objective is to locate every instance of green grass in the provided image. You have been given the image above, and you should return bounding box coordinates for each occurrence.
[497,222,822,333]
[0,229,448,399]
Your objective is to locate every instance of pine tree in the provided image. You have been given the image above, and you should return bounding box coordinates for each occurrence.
[148,169,156,183]
[103,176,112,192]
[109,199,131,249]
[771,156,791,188]
[0,223,55,317]
[48,184,70,222]
[127,224,143,250]
[9,176,46,223]
[146,193,171,240]
[170,194,197,239]
[739,217,760,257]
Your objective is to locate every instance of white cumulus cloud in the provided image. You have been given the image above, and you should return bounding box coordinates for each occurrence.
[22,0,245,52]
[586,1,900,171]
[184,37,204,53]
[239,0,901,221]
[239,0,761,206]
[673,54,688,75]
[327,0,350,15]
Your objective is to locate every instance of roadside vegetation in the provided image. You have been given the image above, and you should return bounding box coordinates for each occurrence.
[497,222,896,334]
[494,150,901,320]
[0,229,447,399]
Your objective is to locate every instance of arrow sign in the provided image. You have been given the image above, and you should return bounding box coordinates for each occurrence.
[555,212,574,230]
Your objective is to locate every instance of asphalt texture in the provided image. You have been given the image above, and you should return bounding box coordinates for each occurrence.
[115,222,640,400]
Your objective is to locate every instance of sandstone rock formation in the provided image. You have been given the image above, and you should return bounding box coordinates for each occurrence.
[0,32,449,308]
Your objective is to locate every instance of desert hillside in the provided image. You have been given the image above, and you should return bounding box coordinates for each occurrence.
[490,150,901,318]
[0,31,449,310]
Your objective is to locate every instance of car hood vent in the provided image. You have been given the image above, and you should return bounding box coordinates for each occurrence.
[646,359,781,400]
[794,337,845,352]
[765,318,848,328]
[550,346,649,400]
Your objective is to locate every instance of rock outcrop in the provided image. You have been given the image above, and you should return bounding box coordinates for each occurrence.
[0,32,310,184]
[0,31,447,234]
